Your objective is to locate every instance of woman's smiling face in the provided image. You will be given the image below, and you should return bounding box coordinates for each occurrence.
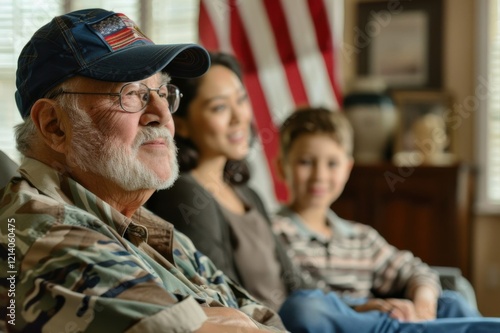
[178,64,252,162]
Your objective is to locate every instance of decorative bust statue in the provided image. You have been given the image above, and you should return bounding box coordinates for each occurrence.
[394,113,456,166]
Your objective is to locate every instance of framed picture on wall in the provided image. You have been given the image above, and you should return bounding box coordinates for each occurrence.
[391,90,453,155]
[357,0,443,89]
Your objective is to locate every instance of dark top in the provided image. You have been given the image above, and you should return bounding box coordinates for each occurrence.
[146,173,306,299]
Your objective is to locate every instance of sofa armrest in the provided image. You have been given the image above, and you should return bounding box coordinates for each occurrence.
[431,266,478,311]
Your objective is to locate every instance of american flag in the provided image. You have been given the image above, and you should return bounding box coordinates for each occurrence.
[91,13,151,50]
[198,0,344,206]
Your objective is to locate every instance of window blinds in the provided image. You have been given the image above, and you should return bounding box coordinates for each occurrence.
[477,0,500,212]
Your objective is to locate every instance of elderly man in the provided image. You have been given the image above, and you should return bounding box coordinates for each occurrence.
[0,8,283,333]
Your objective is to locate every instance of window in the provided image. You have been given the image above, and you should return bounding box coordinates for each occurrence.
[151,0,199,44]
[477,0,500,214]
[0,0,198,163]
[0,1,63,163]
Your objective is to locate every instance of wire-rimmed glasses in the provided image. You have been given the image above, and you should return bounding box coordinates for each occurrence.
[58,82,182,113]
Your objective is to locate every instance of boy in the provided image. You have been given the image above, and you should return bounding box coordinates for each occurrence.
[273,107,482,332]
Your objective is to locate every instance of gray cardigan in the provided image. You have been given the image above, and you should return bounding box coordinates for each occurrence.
[147,173,305,293]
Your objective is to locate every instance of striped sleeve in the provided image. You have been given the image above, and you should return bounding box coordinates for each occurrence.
[366,226,441,299]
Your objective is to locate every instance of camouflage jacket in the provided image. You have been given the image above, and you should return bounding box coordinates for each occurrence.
[0,158,284,332]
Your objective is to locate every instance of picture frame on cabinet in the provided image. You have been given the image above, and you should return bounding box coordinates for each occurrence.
[356,0,443,89]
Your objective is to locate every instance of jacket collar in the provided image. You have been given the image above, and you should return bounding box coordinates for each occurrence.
[18,157,174,252]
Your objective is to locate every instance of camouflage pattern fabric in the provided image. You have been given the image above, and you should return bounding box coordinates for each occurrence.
[0,158,283,332]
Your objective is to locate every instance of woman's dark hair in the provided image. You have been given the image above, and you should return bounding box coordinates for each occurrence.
[171,51,251,185]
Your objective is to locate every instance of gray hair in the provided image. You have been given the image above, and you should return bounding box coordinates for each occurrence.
[15,80,80,155]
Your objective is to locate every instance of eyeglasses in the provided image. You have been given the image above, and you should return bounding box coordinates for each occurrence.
[57,82,182,113]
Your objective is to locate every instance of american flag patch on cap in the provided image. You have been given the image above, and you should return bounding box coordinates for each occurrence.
[91,13,153,50]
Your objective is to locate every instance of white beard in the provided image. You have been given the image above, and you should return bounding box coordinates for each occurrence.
[67,110,179,191]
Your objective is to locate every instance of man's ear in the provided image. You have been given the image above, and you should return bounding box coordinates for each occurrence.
[30,99,68,154]
[173,115,190,138]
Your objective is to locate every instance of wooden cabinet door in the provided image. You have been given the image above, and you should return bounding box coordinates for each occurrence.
[331,164,474,278]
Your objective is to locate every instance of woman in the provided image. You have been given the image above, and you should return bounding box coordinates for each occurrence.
[146,52,302,311]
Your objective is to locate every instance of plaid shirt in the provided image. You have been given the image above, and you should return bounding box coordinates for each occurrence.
[273,207,441,306]
[0,158,283,332]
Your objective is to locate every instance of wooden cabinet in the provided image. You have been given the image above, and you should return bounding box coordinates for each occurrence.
[331,163,475,279]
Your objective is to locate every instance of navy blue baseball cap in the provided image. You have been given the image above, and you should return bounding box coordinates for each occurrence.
[15,8,210,118]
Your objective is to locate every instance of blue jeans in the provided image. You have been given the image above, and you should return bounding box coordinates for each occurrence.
[437,290,481,318]
[278,290,499,333]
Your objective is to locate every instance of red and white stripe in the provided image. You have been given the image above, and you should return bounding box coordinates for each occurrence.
[199,0,344,207]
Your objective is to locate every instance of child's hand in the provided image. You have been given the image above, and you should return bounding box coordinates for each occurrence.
[413,301,437,321]
[412,286,439,321]
[354,298,419,322]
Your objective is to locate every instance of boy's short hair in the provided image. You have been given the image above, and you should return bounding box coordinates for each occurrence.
[279,106,353,157]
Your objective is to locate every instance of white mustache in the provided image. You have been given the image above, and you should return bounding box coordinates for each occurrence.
[133,127,175,149]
